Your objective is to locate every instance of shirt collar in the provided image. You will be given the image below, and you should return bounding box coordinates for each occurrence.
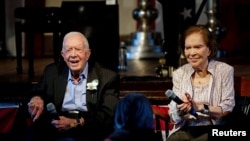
[67,63,89,81]
[187,59,215,77]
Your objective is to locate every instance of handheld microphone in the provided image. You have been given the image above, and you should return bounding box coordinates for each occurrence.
[46,103,60,120]
[165,89,198,117]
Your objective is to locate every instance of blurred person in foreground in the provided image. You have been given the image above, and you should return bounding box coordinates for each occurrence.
[25,31,120,141]
[166,25,235,141]
[104,93,156,141]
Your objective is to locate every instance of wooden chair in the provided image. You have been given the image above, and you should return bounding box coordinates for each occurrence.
[14,7,62,77]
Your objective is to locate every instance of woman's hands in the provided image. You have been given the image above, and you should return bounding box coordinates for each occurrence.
[177,93,193,113]
[176,93,211,120]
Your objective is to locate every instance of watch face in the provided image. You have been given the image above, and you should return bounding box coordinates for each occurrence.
[204,104,209,114]
[204,109,209,114]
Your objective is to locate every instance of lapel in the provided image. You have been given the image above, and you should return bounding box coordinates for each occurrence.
[86,64,99,108]
[54,65,68,107]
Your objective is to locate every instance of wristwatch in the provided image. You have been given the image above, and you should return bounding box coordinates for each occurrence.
[76,117,84,127]
[203,104,209,114]
[76,118,81,126]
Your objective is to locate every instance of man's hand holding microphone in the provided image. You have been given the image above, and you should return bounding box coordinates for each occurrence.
[28,98,84,132]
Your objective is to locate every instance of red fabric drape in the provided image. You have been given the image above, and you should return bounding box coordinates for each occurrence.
[0,108,19,133]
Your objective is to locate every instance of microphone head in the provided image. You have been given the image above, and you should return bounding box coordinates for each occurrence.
[46,103,56,113]
[165,89,175,99]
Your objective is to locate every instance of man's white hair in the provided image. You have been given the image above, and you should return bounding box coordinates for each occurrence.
[62,31,89,51]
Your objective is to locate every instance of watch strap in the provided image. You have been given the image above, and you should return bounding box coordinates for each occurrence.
[76,118,81,126]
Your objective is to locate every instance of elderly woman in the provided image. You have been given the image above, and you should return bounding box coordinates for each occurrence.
[167,25,235,141]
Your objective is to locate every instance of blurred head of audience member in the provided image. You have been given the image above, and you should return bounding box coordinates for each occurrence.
[104,93,156,141]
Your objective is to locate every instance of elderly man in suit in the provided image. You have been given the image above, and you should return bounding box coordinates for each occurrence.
[25,31,120,141]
